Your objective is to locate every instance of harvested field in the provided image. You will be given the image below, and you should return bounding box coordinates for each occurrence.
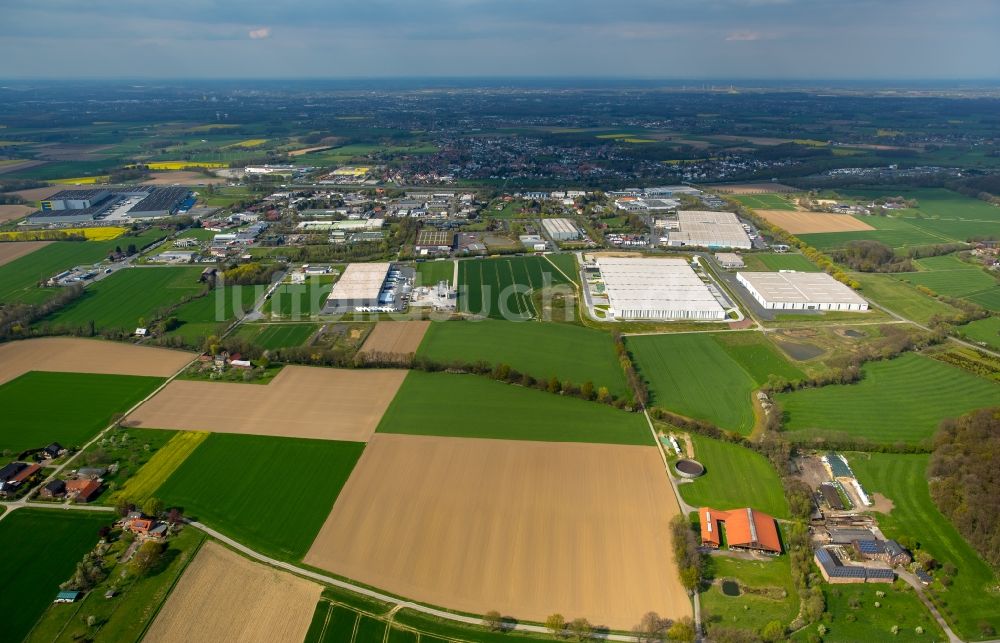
[0,204,34,222]
[145,541,321,643]
[0,240,50,265]
[142,171,227,185]
[358,321,430,360]
[756,210,874,234]
[128,365,406,441]
[0,337,193,386]
[305,433,689,629]
[288,145,334,156]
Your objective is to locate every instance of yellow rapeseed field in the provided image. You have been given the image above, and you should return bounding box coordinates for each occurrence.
[145,161,228,170]
[0,226,127,241]
[225,139,267,148]
[51,175,109,185]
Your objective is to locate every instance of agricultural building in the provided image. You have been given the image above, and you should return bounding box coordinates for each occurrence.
[29,186,191,224]
[667,211,752,249]
[324,262,397,311]
[542,217,581,241]
[737,271,869,311]
[596,257,726,320]
[714,252,745,269]
[814,548,895,584]
[699,507,782,554]
[852,539,912,566]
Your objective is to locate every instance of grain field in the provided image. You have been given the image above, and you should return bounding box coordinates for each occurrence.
[756,210,875,234]
[357,321,430,361]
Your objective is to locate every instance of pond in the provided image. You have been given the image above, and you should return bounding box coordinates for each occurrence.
[721,580,741,597]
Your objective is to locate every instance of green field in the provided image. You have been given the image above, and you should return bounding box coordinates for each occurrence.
[112,431,208,504]
[701,555,799,636]
[233,322,321,349]
[43,266,207,332]
[742,252,819,272]
[629,332,803,433]
[25,526,206,643]
[841,187,1000,241]
[851,453,1000,640]
[799,216,949,251]
[164,285,262,345]
[458,256,572,320]
[265,281,333,318]
[414,260,454,286]
[895,257,1000,312]
[0,372,164,453]
[544,253,580,286]
[0,509,111,643]
[377,370,651,445]
[417,320,628,396]
[733,194,797,210]
[792,583,945,643]
[957,316,1000,350]
[0,231,166,304]
[852,272,960,324]
[777,353,1000,445]
[678,434,789,518]
[155,433,364,560]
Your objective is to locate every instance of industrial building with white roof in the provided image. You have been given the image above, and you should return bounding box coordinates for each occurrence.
[325,262,393,310]
[541,217,581,241]
[737,271,868,311]
[666,211,752,249]
[597,257,727,320]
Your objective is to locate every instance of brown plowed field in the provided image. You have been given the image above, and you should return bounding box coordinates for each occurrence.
[756,209,875,234]
[8,186,63,202]
[0,337,194,386]
[358,321,430,360]
[305,434,689,629]
[0,205,34,223]
[142,171,227,186]
[127,365,406,441]
[0,240,50,265]
[145,541,321,643]
[706,182,797,194]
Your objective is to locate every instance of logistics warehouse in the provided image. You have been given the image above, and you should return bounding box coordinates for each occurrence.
[323,262,413,312]
[596,257,727,320]
[737,271,869,311]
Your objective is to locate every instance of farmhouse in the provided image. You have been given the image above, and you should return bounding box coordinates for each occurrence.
[852,539,912,566]
[65,479,102,503]
[737,271,869,311]
[596,257,727,320]
[814,548,895,584]
[0,461,41,496]
[542,217,581,241]
[40,479,66,498]
[699,507,782,554]
[666,211,752,249]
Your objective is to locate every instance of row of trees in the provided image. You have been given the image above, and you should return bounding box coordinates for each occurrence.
[0,283,84,341]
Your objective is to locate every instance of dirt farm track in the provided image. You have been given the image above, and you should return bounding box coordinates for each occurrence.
[0,337,194,386]
[126,365,407,441]
[305,433,690,629]
[145,542,321,643]
[756,209,875,234]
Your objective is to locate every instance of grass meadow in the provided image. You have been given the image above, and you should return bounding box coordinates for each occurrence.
[957,316,1000,350]
[895,257,1000,312]
[792,583,945,643]
[701,556,799,636]
[164,285,261,345]
[852,272,960,324]
[0,230,166,304]
[417,320,628,397]
[0,372,163,452]
[376,370,652,445]
[233,322,321,350]
[741,253,819,272]
[851,453,1000,640]
[777,353,999,445]
[43,266,207,332]
[629,332,803,434]
[414,260,454,286]
[458,256,572,320]
[733,194,797,210]
[678,434,789,518]
[0,509,110,643]
[799,216,949,251]
[265,281,333,318]
[155,433,365,560]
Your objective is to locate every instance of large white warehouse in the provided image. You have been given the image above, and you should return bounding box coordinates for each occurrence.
[542,218,581,241]
[325,262,392,310]
[737,271,868,311]
[667,211,752,249]
[597,257,727,320]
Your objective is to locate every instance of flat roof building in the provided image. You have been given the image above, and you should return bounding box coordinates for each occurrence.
[596,257,726,321]
[714,252,745,269]
[667,211,752,249]
[737,271,868,311]
[542,218,581,241]
[325,262,392,310]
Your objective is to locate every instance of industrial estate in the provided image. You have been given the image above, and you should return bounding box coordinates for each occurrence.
[1,78,999,643]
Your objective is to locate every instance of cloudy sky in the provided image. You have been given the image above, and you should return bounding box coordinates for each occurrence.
[1,0,997,79]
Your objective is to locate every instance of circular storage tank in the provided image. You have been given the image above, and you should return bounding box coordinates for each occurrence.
[674,458,705,479]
